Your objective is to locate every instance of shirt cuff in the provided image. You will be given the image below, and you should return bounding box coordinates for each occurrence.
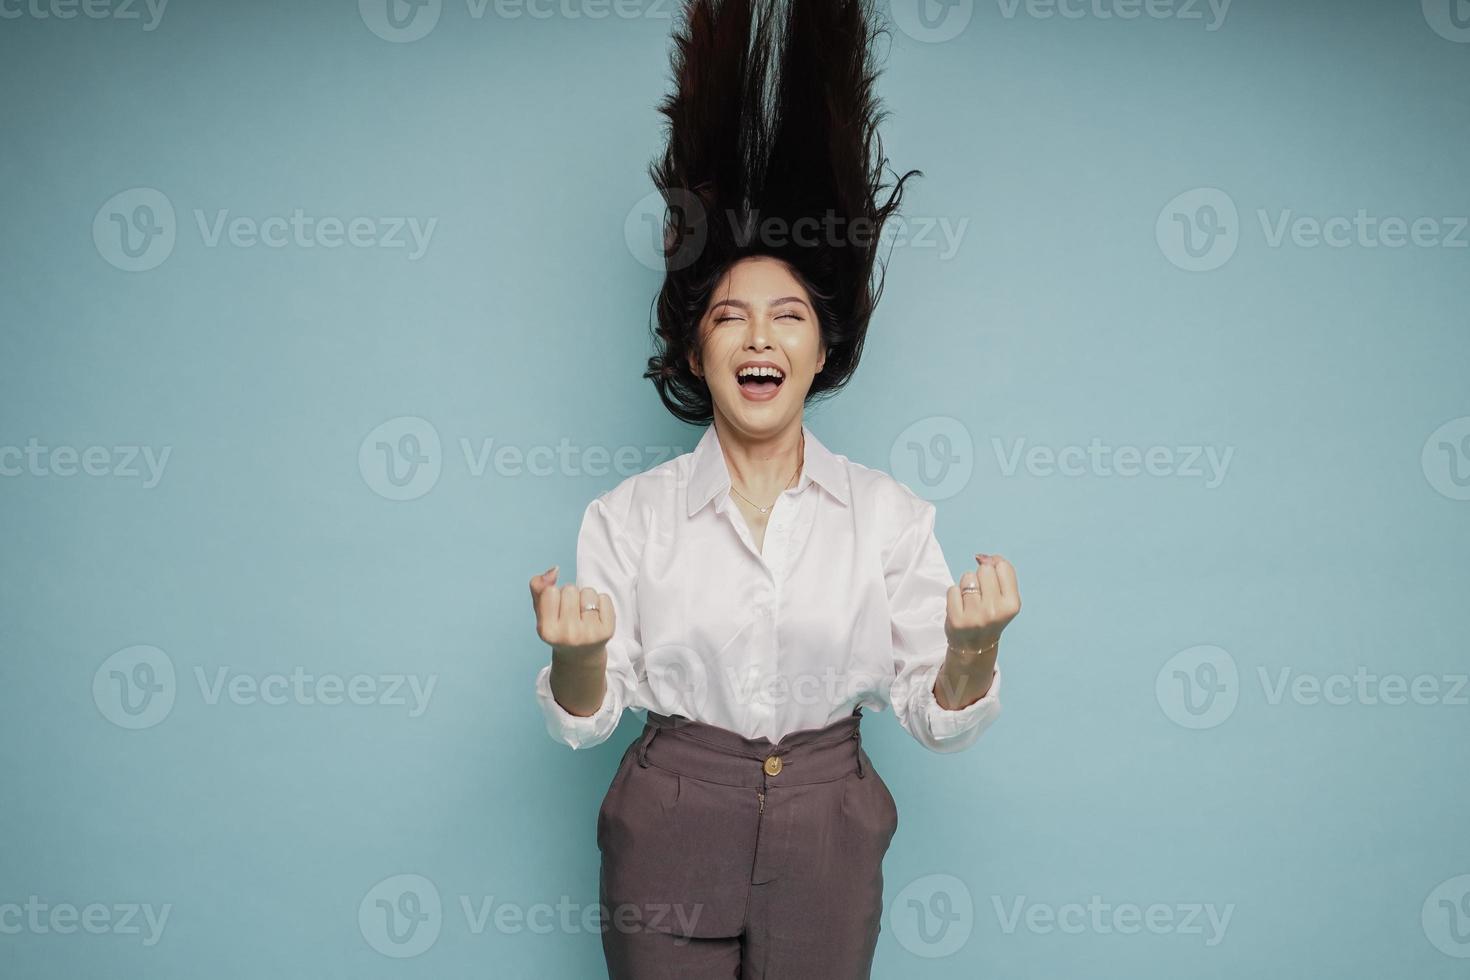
[921,664,1002,743]
[534,662,621,750]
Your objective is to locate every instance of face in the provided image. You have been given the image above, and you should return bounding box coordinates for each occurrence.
[687,255,827,437]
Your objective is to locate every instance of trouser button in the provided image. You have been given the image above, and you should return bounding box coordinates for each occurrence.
[763,755,782,776]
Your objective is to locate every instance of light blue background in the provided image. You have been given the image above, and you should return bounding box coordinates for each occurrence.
[2,0,1468,977]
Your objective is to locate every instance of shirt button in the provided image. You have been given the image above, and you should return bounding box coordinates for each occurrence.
[763,755,783,776]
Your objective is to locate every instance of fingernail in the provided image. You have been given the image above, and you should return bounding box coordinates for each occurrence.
[546,565,558,577]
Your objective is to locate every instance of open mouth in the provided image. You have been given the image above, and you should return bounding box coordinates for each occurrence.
[736,366,785,395]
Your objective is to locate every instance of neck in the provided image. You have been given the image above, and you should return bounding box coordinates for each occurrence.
[713,413,805,499]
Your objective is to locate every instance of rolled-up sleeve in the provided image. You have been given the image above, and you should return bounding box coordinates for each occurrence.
[534,492,642,750]
[885,498,1002,754]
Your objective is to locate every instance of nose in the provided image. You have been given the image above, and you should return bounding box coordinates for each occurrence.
[743,314,773,351]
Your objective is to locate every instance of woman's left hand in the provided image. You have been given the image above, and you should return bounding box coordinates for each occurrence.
[944,553,1021,656]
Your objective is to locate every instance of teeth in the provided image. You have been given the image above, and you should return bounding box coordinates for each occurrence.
[738,366,785,380]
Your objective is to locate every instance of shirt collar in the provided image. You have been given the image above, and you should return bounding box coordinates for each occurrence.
[687,422,851,517]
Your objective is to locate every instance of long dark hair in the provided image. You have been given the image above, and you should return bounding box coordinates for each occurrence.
[642,0,921,425]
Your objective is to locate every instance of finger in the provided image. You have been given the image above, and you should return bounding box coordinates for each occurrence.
[529,564,558,599]
[958,570,982,607]
[534,570,561,629]
[978,562,1001,607]
[559,584,582,627]
[991,555,1018,603]
[579,587,601,621]
[598,591,615,632]
[946,583,965,625]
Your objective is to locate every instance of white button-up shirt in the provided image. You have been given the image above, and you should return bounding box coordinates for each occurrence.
[533,422,1002,752]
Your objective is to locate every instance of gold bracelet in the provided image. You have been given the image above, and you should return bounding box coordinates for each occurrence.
[947,639,999,658]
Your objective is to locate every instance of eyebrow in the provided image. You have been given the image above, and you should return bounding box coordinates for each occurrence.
[708,296,811,313]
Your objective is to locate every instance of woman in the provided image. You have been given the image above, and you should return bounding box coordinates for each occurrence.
[529,0,1021,975]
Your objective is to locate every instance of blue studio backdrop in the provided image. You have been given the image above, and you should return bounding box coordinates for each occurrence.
[2,1,1468,977]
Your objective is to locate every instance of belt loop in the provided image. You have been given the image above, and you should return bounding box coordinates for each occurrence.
[636,722,659,767]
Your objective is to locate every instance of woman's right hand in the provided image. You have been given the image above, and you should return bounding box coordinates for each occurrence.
[529,565,615,658]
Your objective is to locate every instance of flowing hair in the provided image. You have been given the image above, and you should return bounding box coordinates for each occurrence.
[642,0,921,424]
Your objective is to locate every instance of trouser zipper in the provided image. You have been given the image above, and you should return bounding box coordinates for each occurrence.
[757,791,765,813]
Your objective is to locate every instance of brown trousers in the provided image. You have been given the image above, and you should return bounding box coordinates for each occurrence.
[597,706,898,979]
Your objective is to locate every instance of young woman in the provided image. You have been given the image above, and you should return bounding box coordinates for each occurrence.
[529,0,1021,975]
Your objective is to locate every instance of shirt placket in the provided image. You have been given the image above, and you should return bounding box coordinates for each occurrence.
[754,494,791,738]
[719,486,798,735]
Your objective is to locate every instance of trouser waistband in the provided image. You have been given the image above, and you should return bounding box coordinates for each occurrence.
[633,706,868,788]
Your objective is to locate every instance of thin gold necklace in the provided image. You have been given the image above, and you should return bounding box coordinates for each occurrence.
[729,430,804,515]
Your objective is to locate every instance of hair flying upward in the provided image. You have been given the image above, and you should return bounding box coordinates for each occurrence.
[643,0,921,424]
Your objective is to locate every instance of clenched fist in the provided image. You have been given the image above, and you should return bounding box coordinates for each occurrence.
[944,553,1021,655]
[529,565,616,658]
